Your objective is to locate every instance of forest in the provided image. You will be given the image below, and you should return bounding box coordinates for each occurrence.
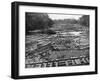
[26,13,89,35]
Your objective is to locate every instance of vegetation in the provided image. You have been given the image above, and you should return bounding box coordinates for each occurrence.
[26,13,89,35]
[53,19,78,24]
[78,15,89,27]
[26,13,54,34]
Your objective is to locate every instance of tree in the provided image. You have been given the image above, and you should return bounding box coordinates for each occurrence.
[78,15,89,27]
[26,13,54,34]
[53,19,78,24]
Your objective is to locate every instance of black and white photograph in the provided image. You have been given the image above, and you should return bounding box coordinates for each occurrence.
[11,1,97,79]
[25,13,90,68]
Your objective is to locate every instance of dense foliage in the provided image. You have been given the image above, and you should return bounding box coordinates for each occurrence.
[26,13,54,34]
[78,15,89,27]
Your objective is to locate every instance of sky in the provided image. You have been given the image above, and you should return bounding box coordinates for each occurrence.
[48,13,83,20]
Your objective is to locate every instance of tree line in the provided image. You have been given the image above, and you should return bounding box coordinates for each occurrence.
[26,13,53,34]
[26,13,89,35]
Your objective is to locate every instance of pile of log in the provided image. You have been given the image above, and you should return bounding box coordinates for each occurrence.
[25,56,89,68]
